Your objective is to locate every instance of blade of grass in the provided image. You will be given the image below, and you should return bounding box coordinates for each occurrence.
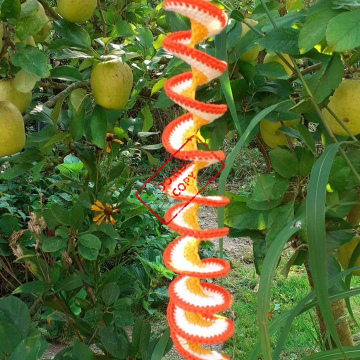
[306,142,347,356]
[303,347,360,360]
[248,266,360,360]
[215,28,244,137]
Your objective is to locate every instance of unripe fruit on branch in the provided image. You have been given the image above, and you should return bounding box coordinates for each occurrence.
[0,101,26,157]
[239,19,260,64]
[33,2,51,43]
[260,119,300,149]
[57,0,97,23]
[91,59,133,110]
[0,79,32,113]
[322,79,360,137]
[263,52,293,77]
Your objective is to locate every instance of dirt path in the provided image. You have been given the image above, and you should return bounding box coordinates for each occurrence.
[43,207,252,360]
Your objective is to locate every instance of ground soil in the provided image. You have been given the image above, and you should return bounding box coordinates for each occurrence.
[42,206,252,360]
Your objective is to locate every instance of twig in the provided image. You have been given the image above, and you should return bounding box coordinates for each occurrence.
[24,80,90,124]
[289,63,322,82]
[97,0,107,38]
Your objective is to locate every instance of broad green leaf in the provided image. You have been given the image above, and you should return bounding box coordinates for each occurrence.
[0,296,31,339]
[151,78,166,95]
[98,327,129,359]
[258,27,300,55]
[0,163,33,180]
[102,283,120,306]
[89,105,107,149]
[13,281,51,295]
[51,203,70,225]
[11,47,49,77]
[1,0,21,20]
[51,94,68,126]
[295,123,316,154]
[72,342,96,360]
[41,236,67,253]
[8,334,48,360]
[52,20,91,49]
[298,8,338,54]
[305,53,344,103]
[55,274,83,292]
[150,328,171,360]
[78,234,101,261]
[256,62,288,79]
[141,105,153,132]
[69,95,85,141]
[50,66,83,81]
[0,323,22,353]
[111,20,134,37]
[269,148,299,178]
[326,9,360,52]
[69,202,84,230]
[13,69,39,93]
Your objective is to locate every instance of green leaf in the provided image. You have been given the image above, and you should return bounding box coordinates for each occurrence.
[0,296,30,339]
[69,95,85,141]
[111,20,134,37]
[1,0,21,20]
[256,62,288,79]
[52,20,91,49]
[257,218,303,360]
[72,342,96,360]
[69,202,84,230]
[298,147,315,178]
[99,327,129,359]
[51,203,70,225]
[55,274,83,292]
[151,78,166,95]
[141,105,153,132]
[102,283,120,306]
[8,334,48,360]
[0,323,22,353]
[78,234,101,261]
[50,66,83,81]
[269,148,299,178]
[266,201,294,244]
[42,236,67,253]
[306,142,344,352]
[258,27,300,55]
[11,47,49,77]
[164,11,190,32]
[89,105,107,149]
[215,28,243,135]
[326,9,360,52]
[13,281,51,295]
[13,69,39,93]
[0,163,33,180]
[247,174,289,210]
[306,53,344,103]
[295,123,316,154]
[150,328,171,360]
[298,8,338,54]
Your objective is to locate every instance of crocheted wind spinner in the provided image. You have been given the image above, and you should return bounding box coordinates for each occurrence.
[161,1,233,359]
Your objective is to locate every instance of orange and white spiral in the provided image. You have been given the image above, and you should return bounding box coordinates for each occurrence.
[161,1,233,359]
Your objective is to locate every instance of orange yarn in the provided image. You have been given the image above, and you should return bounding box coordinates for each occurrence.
[161,1,233,359]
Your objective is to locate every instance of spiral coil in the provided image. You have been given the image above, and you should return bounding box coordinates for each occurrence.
[161,1,233,359]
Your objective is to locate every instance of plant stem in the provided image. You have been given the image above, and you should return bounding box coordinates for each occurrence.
[97,0,107,38]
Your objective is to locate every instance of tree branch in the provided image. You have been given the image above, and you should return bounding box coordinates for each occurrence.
[24,80,90,124]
